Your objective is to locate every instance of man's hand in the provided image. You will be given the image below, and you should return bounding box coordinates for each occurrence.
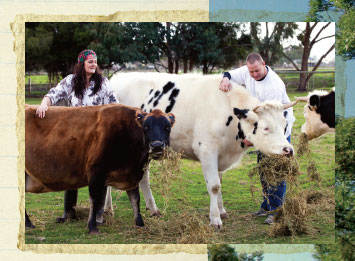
[219,77,232,92]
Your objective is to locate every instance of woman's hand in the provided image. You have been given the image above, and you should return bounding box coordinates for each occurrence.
[36,97,51,118]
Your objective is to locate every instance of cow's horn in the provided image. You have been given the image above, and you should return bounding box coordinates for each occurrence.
[283,100,299,110]
[295,96,309,102]
[252,105,260,113]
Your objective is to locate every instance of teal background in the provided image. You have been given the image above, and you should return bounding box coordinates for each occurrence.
[210,0,353,117]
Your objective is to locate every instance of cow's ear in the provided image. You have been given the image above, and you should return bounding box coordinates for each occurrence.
[167,112,175,127]
[234,108,258,123]
[233,108,248,120]
[135,110,147,127]
[309,95,320,108]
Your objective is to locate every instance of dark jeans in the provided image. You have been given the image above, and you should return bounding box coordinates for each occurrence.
[258,135,291,213]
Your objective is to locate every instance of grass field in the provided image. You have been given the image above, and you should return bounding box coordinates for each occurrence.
[25,88,335,244]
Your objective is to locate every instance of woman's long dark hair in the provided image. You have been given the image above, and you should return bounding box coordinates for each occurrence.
[72,62,104,100]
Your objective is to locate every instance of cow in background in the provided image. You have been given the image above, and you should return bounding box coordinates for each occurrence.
[296,88,335,140]
[110,72,297,228]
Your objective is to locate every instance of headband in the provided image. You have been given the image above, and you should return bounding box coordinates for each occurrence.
[77,50,97,63]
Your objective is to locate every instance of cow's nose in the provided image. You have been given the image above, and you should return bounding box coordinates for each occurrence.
[283,147,293,156]
[150,141,164,152]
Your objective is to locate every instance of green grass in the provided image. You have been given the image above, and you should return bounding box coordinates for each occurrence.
[25,92,335,244]
[25,98,42,105]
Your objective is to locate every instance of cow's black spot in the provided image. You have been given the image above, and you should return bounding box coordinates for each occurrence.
[162,82,175,94]
[226,116,233,126]
[238,122,245,139]
[283,111,288,118]
[151,82,176,109]
[154,90,160,98]
[148,97,154,104]
[199,142,201,146]
[241,141,245,148]
[253,122,258,135]
[149,89,153,95]
[165,88,180,113]
[233,108,249,119]
[236,135,238,140]
[141,104,145,109]
[314,91,335,128]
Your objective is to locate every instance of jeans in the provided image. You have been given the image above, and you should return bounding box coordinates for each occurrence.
[258,135,291,213]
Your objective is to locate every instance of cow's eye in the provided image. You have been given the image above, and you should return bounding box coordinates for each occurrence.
[264,127,270,132]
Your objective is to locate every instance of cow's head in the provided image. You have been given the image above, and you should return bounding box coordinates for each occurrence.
[233,101,297,156]
[136,109,175,159]
[296,89,335,140]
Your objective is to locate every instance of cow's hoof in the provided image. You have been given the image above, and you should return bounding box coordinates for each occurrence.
[220,213,228,219]
[88,229,100,235]
[151,210,161,217]
[25,223,36,229]
[213,223,223,230]
[135,215,145,227]
[210,217,223,229]
[56,217,66,223]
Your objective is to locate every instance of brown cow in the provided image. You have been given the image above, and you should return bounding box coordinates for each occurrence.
[25,104,175,234]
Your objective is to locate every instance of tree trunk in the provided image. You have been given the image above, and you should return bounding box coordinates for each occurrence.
[174,59,179,74]
[297,23,312,92]
[183,58,188,73]
[189,59,194,72]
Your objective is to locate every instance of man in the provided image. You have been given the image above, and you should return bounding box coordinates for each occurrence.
[219,53,295,224]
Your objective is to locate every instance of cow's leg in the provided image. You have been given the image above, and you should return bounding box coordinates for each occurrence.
[96,186,111,224]
[126,186,144,227]
[139,168,160,216]
[56,190,78,223]
[200,152,222,228]
[87,176,107,234]
[25,209,35,228]
[218,171,228,219]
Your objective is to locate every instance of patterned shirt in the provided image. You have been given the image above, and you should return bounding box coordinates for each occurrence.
[45,74,118,107]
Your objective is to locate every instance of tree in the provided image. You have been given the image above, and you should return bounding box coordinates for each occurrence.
[250,22,298,66]
[281,22,335,91]
[308,0,355,60]
[208,244,264,261]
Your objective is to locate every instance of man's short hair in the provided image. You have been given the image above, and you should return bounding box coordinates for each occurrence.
[246,53,263,64]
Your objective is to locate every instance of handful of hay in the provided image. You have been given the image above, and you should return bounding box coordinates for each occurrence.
[248,154,300,187]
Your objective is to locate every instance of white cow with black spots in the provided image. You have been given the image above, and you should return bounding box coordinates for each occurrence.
[109,72,297,228]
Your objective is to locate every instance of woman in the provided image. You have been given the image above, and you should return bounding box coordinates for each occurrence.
[36,49,118,117]
[36,49,118,223]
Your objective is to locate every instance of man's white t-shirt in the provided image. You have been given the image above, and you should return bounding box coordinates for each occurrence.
[229,65,295,138]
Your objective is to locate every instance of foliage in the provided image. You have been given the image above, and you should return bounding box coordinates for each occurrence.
[308,0,355,60]
[208,245,263,261]
[250,22,298,66]
[313,117,355,260]
[25,22,251,77]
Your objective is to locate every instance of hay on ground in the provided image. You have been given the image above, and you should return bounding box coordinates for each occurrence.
[271,194,310,237]
[307,160,321,183]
